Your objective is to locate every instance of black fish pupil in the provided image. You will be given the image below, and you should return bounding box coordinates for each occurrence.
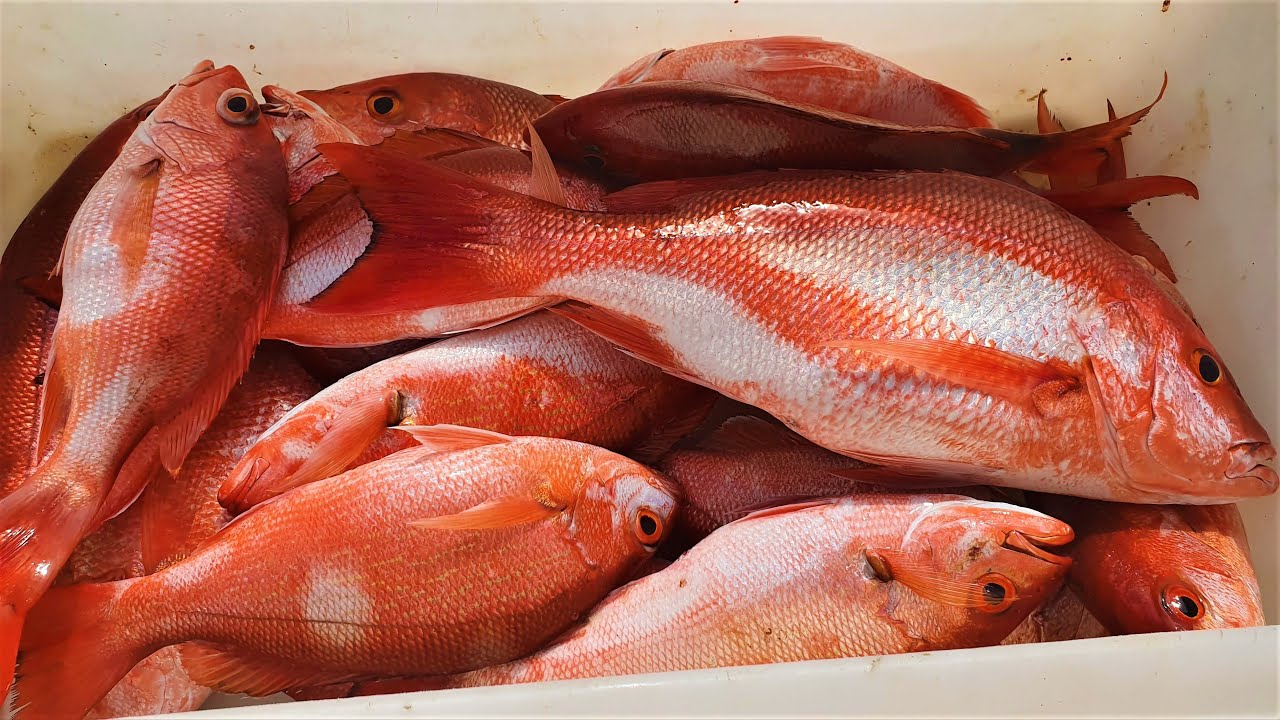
[639,514,657,536]
[1173,595,1201,618]
[982,582,1006,604]
[372,96,395,115]
[583,154,605,171]
[226,96,248,113]
[1198,354,1220,383]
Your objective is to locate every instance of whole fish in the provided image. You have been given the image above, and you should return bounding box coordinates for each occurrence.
[600,36,992,128]
[354,493,1071,692]
[312,147,1278,505]
[299,72,561,148]
[532,80,1156,185]
[15,428,680,718]
[47,505,211,719]
[1000,586,1108,645]
[0,92,167,498]
[0,61,289,688]
[1032,496,1265,633]
[221,312,711,513]
[262,120,602,347]
[34,345,317,719]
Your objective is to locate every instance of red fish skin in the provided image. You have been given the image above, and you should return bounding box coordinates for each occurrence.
[299,72,558,148]
[598,36,992,129]
[0,93,167,499]
[16,435,680,717]
[369,494,1070,692]
[0,63,289,688]
[532,80,1148,185]
[221,312,710,513]
[1031,495,1265,634]
[312,148,1277,506]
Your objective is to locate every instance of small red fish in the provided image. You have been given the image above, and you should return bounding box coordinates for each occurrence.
[0,62,289,691]
[16,428,680,718]
[299,72,560,148]
[533,80,1159,184]
[599,36,992,128]
[1032,496,1265,634]
[0,92,167,498]
[221,312,711,513]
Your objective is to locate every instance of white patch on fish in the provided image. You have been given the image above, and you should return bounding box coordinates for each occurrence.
[303,563,371,646]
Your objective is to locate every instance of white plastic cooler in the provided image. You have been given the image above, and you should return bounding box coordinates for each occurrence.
[1,1,1276,716]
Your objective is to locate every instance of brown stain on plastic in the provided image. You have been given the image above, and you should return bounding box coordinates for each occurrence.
[1161,0,1171,11]
[1156,88,1211,175]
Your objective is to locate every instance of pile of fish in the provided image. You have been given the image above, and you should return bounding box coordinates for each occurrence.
[0,35,1272,718]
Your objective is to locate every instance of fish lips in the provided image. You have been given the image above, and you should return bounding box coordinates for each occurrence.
[1003,530,1073,567]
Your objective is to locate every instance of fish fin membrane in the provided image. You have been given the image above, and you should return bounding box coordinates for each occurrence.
[923,79,993,129]
[395,424,514,452]
[736,498,840,523]
[91,428,164,530]
[1099,99,1127,183]
[549,302,703,386]
[34,344,70,461]
[701,415,809,453]
[380,127,502,159]
[410,494,560,531]
[626,386,717,464]
[179,642,357,697]
[526,124,568,207]
[310,142,539,315]
[285,682,358,701]
[1009,74,1167,182]
[542,93,571,105]
[15,578,146,719]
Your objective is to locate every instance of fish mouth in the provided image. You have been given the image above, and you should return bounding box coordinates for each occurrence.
[1003,530,1073,566]
[1223,442,1278,494]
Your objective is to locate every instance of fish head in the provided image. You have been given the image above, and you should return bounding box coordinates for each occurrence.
[1086,291,1276,501]
[261,84,363,201]
[300,74,445,145]
[530,87,639,181]
[575,454,682,559]
[868,498,1072,646]
[138,62,278,172]
[1043,498,1265,634]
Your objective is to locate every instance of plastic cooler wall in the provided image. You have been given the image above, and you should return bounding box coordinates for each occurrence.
[0,1,1276,714]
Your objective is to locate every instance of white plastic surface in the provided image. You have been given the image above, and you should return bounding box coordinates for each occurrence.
[1,1,1276,717]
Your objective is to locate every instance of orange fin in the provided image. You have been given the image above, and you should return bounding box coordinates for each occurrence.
[701,415,807,453]
[380,127,502,159]
[18,273,63,310]
[543,93,571,105]
[549,301,696,384]
[527,124,568,207]
[410,494,562,531]
[1099,99,1128,183]
[288,171,353,225]
[823,337,1079,412]
[626,388,717,464]
[91,428,163,529]
[309,142,535,315]
[826,466,971,490]
[179,642,356,696]
[1035,90,1067,134]
[867,547,1012,608]
[736,498,839,523]
[271,391,399,497]
[34,346,70,460]
[394,424,514,453]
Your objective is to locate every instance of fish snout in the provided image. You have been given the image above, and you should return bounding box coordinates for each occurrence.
[1003,529,1073,567]
[1224,441,1278,492]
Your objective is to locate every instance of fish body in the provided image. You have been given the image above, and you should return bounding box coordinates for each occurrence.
[412,493,1071,689]
[0,94,166,498]
[299,72,558,148]
[0,62,289,686]
[16,431,680,717]
[599,36,991,128]
[313,149,1277,505]
[1032,496,1265,633]
[221,312,710,512]
[534,80,1152,185]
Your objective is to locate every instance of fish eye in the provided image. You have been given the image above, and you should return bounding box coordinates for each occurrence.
[1192,349,1222,385]
[975,573,1017,614]
[582,144,606,171]
[366,91,403,120]
[1162,585,1204,622]
[216,89,260,126]
[633,508,664,548]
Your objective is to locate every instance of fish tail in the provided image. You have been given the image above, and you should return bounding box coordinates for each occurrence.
[307,142,555,317]
[15,577,149,719]
[927,80,994,129]
[0,459,105,694]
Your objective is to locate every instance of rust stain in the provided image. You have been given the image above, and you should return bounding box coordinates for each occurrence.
[1162,0,1171,11]
[1156,88,1211,175]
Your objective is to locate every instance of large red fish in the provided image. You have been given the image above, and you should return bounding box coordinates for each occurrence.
[344,493,1070,694]
[15,428,680,718]
[1032,496,1265,633]
[299,72,561,148]
[311,147,1277,505]
[0,62,289,688]
[0,93,167,499]
[221,312,711,512]
[600,36,992,128]
[532,80,1156,185]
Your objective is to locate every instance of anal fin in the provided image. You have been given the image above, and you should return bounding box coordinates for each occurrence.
[179,642,358,697]
[549,302,699,385]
